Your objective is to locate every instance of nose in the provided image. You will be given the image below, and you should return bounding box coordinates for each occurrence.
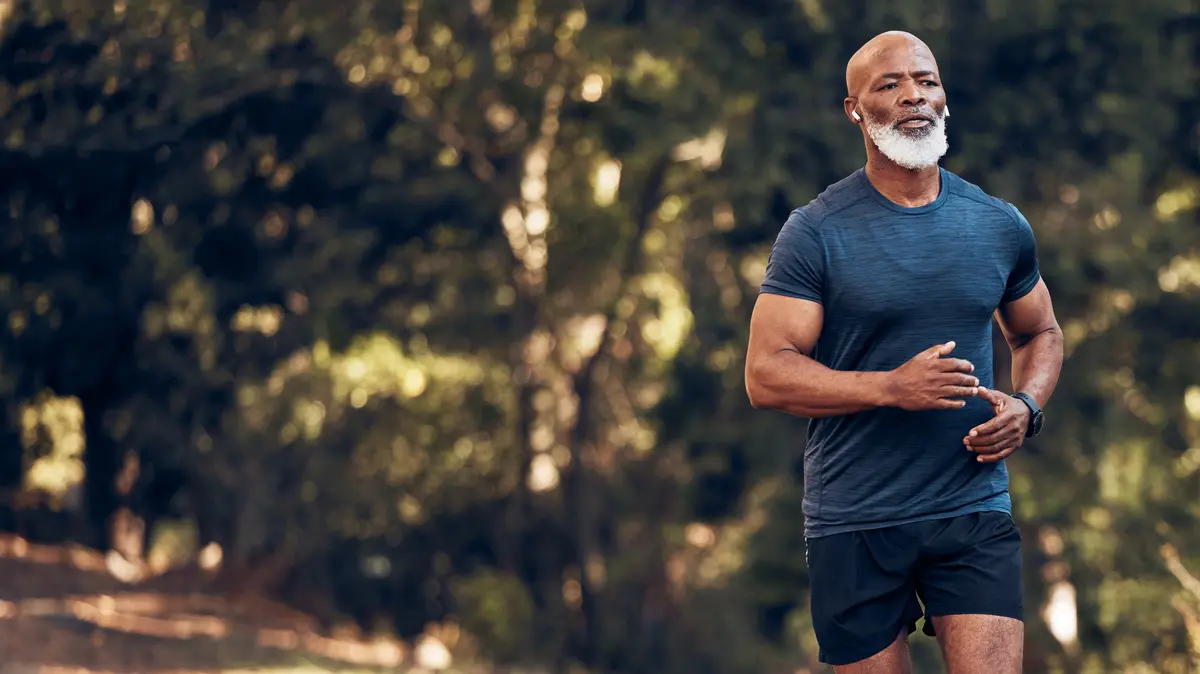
[899,83,926,108]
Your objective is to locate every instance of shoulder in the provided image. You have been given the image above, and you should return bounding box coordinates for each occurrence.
[786,170,874,235]
[943,170,1029,228]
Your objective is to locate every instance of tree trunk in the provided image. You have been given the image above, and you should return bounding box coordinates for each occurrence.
[565,153,671,664]
[80,391,120,551]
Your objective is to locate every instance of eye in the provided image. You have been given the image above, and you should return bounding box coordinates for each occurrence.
[878,83,897,91]
[922,80,940,87]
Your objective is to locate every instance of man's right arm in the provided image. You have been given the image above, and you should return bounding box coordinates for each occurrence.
[747,211,894,417]
[745,293,893,417]
[747,210,978,418]
[744,295,980,418]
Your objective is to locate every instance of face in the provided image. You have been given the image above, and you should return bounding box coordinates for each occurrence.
[848,43,949,170]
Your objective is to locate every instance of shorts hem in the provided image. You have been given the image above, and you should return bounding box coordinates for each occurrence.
[923,608,1024,624]
[817,631,903,666]
[817,616,922,666]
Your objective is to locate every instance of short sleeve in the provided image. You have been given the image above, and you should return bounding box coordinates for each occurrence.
[760,210,826,304]
[1002,205,1041,303]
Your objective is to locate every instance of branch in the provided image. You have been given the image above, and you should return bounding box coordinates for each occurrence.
[574,152,672,396]
[563,151,670,655]
[1163,543,1200,600]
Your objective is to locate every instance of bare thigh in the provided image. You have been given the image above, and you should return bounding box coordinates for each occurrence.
[931,614,1023,674]
[833,633,912,674]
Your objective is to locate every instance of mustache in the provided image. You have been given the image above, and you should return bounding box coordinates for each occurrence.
[891,107,945,127]
[860,105,949,132]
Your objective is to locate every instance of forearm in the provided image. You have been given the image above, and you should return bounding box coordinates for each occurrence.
[1009,327,1063,407]
[747,350,892,418]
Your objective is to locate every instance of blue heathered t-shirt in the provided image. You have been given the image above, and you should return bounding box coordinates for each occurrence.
[760,167,1041,538]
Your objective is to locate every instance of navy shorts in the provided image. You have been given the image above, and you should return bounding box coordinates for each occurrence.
[805,510,1023,666]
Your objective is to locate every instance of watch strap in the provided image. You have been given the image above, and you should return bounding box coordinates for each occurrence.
[1011,391,1039,412]
[1011,392,1042,437]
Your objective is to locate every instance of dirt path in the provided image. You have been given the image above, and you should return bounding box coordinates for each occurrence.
[0,536,405,673]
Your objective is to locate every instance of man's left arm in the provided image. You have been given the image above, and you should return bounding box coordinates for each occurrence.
[966,280,1063,461]
[966,257,1064,463]
[993,279,1064,411]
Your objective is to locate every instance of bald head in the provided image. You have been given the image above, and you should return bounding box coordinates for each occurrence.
[843,31,949,170]
[846,31,938,97]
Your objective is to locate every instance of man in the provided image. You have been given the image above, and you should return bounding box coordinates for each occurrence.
[744,32,1064,673]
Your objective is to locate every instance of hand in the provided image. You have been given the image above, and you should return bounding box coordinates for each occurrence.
[964,387,1031,463]
[885,341,980,411]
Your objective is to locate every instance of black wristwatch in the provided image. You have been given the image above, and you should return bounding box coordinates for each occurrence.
[1010,392,1043,438]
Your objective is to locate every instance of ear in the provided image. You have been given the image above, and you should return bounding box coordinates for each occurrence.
[844,98,860,123]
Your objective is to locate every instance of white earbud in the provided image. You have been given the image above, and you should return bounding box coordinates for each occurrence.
[852,110,861,122]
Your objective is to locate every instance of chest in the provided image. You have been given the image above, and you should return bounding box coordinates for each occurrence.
[821,215,1014,323]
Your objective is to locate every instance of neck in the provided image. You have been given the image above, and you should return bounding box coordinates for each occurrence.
[863,149,941,208]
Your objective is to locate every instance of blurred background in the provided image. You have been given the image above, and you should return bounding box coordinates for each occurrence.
[0,0,1197,672]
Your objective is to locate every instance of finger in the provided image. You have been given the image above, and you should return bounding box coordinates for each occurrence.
[967,416,1007,438]
[931,398,967,410]
[964,426,1009,449]
[934,358,975,374]
[922,341,956,359]
[977,446,1018,463]
[975,388,1007,414]
[965,425,1007,444]
[976,386,1006,406]
[966,434,1013,453]
[939,373,980,387]
[940,386,979,399]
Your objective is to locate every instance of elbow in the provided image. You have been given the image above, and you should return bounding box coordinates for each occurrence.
[1010,322,1064,352]
[1047,324,1065,354]
[744,364,779,411]
[746,383,768,410]
[1040,320,1064,342]
[1049,322,1064,341]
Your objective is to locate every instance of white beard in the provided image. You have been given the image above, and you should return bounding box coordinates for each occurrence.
[865,105,949,170]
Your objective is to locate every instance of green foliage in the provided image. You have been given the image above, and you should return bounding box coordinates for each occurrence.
[451,569,536,663]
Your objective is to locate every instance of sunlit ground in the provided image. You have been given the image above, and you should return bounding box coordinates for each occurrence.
[0,534,412,674]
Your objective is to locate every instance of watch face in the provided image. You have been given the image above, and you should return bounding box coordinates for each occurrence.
[1030,413,1043,436]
